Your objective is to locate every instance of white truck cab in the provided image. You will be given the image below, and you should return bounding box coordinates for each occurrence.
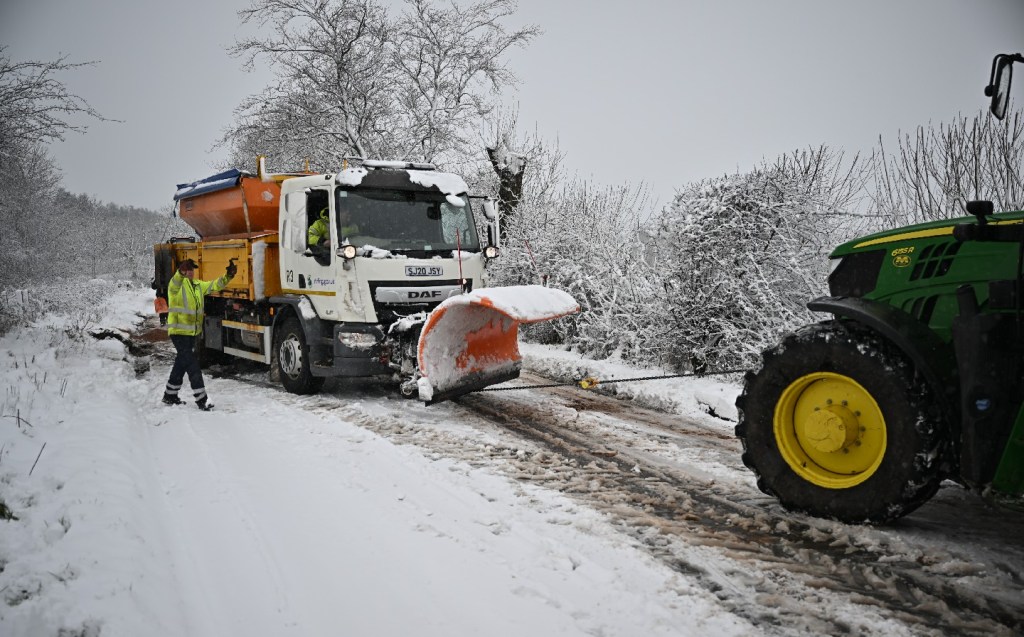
[271,161,499,390]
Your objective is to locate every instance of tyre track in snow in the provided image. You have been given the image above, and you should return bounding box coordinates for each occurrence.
[459,381,1024,637]
[218,370,1024,636]
[131,325,1024,636]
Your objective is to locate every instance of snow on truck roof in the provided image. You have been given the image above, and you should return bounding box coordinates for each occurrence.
[336,165,469,195]
[173,163,469,202]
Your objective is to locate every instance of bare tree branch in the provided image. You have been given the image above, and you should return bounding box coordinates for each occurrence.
[220,0,537,171]
[0,47,111,155]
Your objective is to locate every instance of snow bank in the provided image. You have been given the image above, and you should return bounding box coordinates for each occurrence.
[520,342,741,428]
[0,284,183,636]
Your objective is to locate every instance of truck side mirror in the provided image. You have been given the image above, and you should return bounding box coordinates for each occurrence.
[482,198,500,249]
[482,198,499,222]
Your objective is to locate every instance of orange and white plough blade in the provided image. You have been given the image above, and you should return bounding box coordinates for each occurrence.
[416,285,579,405]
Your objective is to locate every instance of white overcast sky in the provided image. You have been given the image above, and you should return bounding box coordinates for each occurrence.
[1,0,1022,212]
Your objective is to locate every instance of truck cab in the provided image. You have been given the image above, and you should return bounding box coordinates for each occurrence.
[277,162,491,326]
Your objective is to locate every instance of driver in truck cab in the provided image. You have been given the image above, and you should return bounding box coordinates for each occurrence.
[308,205,360,247]
[308,206,331,247]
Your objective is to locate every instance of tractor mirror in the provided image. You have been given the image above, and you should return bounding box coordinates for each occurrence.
[987,55,1014,120]
[966,200,994,221]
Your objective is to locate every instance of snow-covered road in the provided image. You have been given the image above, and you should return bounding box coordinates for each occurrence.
[2,285,1024,636]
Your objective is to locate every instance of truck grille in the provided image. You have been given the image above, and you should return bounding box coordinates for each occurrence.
[368,279,471,324]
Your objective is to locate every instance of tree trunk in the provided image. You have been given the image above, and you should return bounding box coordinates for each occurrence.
[486,143,526,240]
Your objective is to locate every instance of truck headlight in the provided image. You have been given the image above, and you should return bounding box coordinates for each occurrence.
[338,332,377,349]
[340,244,358,260]
[483,246,499,259]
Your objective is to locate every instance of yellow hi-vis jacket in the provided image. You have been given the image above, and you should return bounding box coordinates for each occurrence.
[166,270,230,336]
[308,216,330,245]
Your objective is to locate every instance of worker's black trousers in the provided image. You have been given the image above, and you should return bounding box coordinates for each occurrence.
[166,334,208,402]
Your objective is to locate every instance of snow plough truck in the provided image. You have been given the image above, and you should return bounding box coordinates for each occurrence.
[153,158,577,404]
[737,52,1024,523]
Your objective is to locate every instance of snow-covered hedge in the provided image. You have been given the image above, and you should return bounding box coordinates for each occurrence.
[0,279,132,337]
[487,146,866,374]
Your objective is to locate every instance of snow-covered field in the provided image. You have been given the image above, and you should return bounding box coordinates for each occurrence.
[1,282,1023,636]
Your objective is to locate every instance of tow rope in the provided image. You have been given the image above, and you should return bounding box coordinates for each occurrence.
[480,367,751,392]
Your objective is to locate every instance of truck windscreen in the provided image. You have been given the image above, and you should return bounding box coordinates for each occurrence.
[337,188,481,254]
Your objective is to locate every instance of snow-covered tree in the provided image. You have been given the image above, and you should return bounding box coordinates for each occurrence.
[0,49,109,285]
[222,0,538,172]
[653,147,865,371]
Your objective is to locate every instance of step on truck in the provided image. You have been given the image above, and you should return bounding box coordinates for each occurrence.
[153,158,577,404]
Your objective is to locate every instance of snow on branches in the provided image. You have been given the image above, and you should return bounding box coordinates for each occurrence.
[652,147,864,371]
[223,0,539,172]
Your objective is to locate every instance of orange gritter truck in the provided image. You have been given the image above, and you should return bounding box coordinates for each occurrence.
[153,158,577,404]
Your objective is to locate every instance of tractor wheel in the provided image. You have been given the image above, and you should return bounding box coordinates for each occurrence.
[275,316,325,395]
[736,320,948,524]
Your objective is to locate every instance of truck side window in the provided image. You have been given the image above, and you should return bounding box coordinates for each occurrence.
[306,190,331,265]
[283,192,307,254]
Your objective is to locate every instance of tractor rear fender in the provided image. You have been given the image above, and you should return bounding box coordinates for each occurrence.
[807,296,961,443]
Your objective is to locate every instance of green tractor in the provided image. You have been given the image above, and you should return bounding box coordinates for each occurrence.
[736,53,1024,523]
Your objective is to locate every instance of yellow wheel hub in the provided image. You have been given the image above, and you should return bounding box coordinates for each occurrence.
[774,372,887,489]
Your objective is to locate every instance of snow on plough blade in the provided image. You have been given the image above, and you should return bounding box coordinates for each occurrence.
[417,285,579,405]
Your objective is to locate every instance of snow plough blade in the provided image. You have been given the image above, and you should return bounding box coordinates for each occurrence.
[417,285,579,405]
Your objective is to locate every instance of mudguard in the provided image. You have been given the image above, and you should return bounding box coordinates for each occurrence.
[807,295,960,438]
[416,285,579,405]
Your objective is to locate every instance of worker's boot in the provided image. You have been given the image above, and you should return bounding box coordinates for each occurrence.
[196,397,215,411]
[162,393,184,406]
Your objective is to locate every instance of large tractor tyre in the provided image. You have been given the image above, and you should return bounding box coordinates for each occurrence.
[275,316,325,395]
[735,320,948,524]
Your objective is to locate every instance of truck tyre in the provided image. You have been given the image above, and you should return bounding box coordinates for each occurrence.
[275,316,325,395]
[736,320,947,524]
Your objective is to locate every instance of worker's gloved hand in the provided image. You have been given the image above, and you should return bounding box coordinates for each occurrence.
[226,261,238,278]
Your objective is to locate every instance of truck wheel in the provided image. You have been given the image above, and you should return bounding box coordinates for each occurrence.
[736,320,947,524]
[275,316,325,395]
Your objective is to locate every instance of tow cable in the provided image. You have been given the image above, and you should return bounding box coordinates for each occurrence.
[480,367,751,393]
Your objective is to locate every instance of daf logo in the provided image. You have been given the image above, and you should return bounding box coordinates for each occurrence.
[375,285,460,304]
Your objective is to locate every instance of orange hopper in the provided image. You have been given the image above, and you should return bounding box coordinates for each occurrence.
[174,168,284,240]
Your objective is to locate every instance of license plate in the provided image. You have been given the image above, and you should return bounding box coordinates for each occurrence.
[405,266,443,277]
